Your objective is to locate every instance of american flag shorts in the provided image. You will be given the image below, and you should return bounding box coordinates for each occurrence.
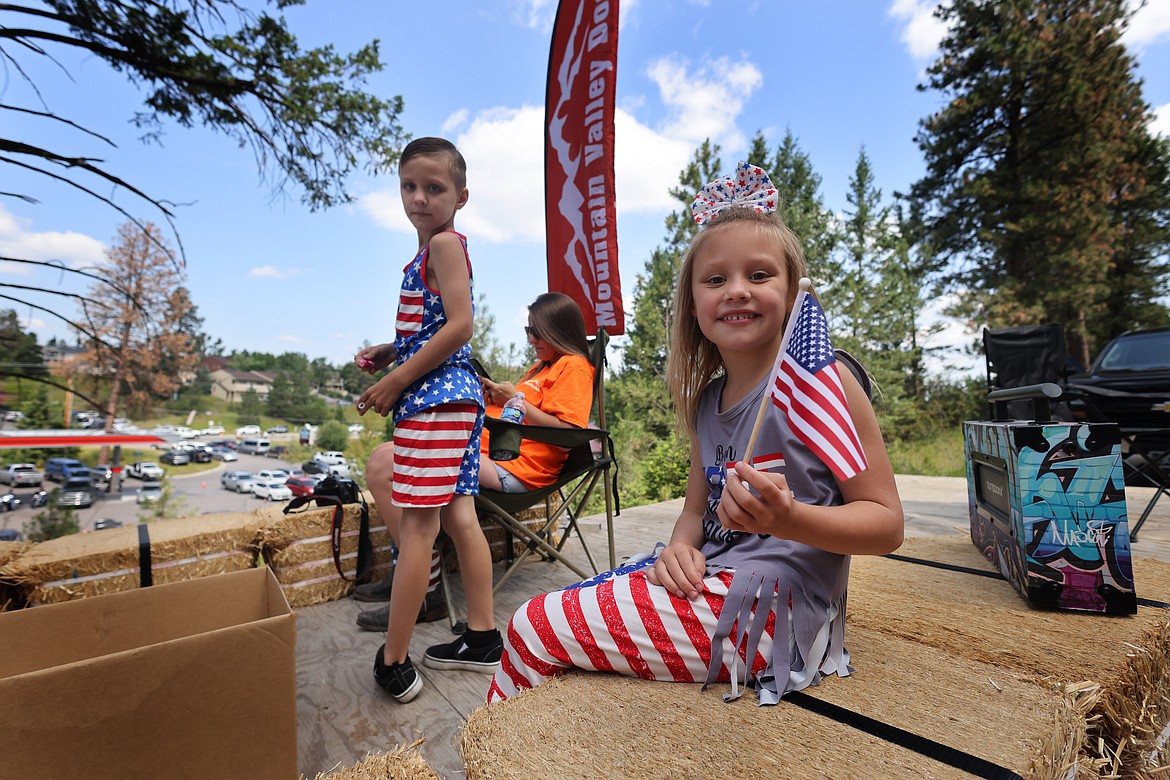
[391,402,482,508]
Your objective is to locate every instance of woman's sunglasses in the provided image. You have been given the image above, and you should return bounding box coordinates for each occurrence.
[524,325,541,340]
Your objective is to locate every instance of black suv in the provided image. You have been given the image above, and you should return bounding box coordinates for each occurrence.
[1068,327,1170,431]
[1068,327,1170,486]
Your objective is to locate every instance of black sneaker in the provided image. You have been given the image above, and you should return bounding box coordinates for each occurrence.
[352,573,394,603]
[423,630,503,672]
[373,648,423,702]
[356,590,448,631]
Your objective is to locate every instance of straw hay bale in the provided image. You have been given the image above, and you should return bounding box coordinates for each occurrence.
[460,625,1079,779]
[0,513,260,605]
[477,496,563,565]
[460,535,1170,779]
[257,497,394,609]
[308,740,439,780]
[849,535,1170,778]
[0,541,29,612]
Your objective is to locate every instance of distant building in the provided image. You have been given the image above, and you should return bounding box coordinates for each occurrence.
[43,343,87,366]
[209,369,276,403]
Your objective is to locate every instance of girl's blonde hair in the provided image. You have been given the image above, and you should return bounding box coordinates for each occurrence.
[665,208,809,442]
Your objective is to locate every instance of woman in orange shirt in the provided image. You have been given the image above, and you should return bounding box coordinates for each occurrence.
[479,291,595,492]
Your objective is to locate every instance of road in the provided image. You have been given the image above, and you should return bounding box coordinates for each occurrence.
[0,452,303,537]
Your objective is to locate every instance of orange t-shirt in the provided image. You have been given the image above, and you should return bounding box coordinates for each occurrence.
[481,353,595,489]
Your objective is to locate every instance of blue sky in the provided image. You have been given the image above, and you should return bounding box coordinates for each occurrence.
[3,0,1169,377]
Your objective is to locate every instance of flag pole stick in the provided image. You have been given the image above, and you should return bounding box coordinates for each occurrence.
[741,277,812,466]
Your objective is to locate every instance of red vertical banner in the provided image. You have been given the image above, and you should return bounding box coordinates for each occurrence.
[545,0,624,336]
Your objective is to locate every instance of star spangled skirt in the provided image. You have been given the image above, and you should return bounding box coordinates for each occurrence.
[486,553,851,705]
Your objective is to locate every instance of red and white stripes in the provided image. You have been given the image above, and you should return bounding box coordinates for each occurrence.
[487,570,775,703]
[391,403,478,507]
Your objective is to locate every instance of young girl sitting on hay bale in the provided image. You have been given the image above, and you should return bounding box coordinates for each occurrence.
[487,163,904,706]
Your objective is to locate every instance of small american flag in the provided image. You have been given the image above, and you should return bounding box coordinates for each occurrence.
[769,285,868,481]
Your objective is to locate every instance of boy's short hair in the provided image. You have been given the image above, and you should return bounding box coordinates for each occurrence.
[400,137,467,190]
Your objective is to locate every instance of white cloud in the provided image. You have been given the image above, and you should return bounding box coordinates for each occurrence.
[359,105,547,245]
[249,265,306,279]
[1152,102,1170,139]
[441,109,470,135]
[1126,0,1170,48]
[357,50,761,243]
[0,205,105,274]
[888,0,947,60]
[457,106,548,243]
[646,55,762,151]
[613,108,693,213]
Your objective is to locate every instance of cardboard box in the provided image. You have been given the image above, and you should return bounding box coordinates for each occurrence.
[963,419,1137,613]
[0,567,297,779]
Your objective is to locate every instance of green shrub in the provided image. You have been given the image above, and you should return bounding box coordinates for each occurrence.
[25,500,80,542]
[316,420,349,452]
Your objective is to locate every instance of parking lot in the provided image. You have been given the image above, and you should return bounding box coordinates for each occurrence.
[0,451,304,537]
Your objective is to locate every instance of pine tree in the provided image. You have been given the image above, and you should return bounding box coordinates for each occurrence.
[910,0,1170,365]
[761,130,839,279]
[613,140,721,439]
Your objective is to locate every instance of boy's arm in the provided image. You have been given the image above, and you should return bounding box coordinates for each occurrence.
[356,233,474,416]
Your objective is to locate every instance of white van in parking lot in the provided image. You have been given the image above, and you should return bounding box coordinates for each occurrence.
[238,437,271,455]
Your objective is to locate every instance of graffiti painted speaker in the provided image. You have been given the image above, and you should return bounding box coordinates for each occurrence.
[964,419,1136,614]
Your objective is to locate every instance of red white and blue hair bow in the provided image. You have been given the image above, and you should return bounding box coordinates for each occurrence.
[691,161,779,227]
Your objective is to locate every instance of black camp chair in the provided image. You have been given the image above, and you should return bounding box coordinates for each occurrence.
[983,324,1170,541]
[983,324,1077,421]
[475,329,620,594]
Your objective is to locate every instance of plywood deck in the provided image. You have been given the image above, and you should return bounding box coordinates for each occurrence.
[294,476,1170,779]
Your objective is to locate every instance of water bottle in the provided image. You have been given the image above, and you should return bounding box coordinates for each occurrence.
[499,392,527,424]
[490,393,526,461]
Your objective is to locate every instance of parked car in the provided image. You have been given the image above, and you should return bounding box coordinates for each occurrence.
[347,423,365,433]
[313,460,351,478]
[302,460,329,476]
[208,440,238,451]
[200,424,225,436]
[187,445,214,463]
[1068,326,1170,431]
[211,446,238,462]
[255,469,290,484]
[136,481,163,504]
[0,463,43,487]
[285,475,319,498]
[57,477,97,508]
[44,457,87,482]
[220,471,256,493]
[0,492,22,512]
[237,437,271,455]
[235,425,262,437]
[160,449,191,466]
[253,480,293,501]
[314,451,347,466]
[172,426,199,439]
[266,425,289,434]
[266,445,290,459]
[89,464,114,484]
[3,410,24,422]
[127,462,165,480]
[93,518,124,530]
[0,528,24,541]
